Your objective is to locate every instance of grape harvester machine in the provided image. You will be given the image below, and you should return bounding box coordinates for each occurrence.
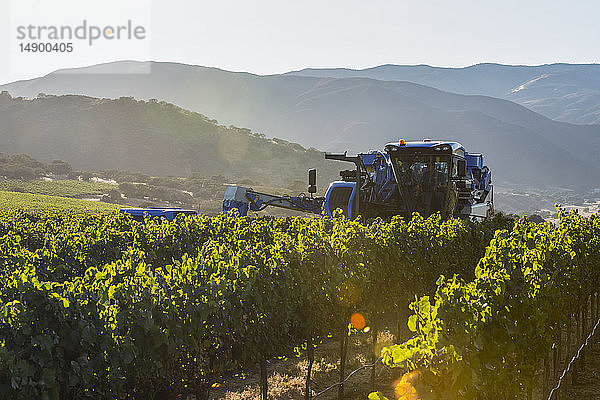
[222,139,493,220]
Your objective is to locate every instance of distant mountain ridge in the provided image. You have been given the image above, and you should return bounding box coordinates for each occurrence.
[288,63,600,125]
[2,61,600,188]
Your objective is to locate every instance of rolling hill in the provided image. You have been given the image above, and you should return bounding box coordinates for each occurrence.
[0,92,341,187]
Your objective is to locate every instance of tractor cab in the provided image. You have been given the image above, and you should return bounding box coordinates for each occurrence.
[384,139,492,219]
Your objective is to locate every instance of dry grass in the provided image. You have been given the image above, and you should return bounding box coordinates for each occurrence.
[210,330,400,400]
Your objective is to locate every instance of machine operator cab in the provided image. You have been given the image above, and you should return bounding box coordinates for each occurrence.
[384,139,493,219]
[385,139,455,218]
[323,139,493,220]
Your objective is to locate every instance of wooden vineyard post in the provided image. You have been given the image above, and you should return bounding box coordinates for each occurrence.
[305,336,314,400]
[543,355,550,397]
[260,357,268,400]
[371,322,378,392]
[338,321,349,400]
[572,307,580,386]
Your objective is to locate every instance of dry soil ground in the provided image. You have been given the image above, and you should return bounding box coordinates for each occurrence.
[210,328,600,400]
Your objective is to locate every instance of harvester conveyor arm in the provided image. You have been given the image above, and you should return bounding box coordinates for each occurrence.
[223,185,324,216]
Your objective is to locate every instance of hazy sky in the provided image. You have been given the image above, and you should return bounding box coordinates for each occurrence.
[1,0,599,84]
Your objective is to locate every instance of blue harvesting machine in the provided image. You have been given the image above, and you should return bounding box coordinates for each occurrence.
[223,139,493,219]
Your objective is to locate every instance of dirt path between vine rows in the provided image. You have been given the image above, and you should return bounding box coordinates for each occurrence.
[210,330,399,400]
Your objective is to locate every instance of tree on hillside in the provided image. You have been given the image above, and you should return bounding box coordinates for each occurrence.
[49,160,73,176]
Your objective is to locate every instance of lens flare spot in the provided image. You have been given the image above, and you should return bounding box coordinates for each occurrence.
[393,370,420,400]
[350,312,366,330]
